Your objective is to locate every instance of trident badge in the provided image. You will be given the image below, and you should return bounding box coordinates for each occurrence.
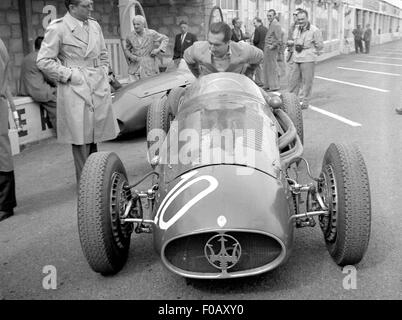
[204,234,242,272]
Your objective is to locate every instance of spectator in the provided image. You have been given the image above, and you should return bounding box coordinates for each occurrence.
[286,9,302,63]
[363,24,372,54]
[124,15,169,82]
[20,36,57,131]
[231,17,249,42]
[274,15,287,80]
[352,25,364,54]
[183,22,263,79]
[37,0,119,184]
[287,9,323,110]
[252,17,268,87]
[263,9,282,91]
[173,21,197,67]
[0,37,18,221]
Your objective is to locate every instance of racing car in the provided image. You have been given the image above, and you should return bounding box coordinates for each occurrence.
[77,73,371,279]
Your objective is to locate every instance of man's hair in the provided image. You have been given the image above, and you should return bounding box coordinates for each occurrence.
[254,17,262,24]
[232,17,240,26]
[65,0,81,11]
[179,20,188,26]
[293,8,303,15]
[268,9,276,16]
[209,22,232,42]
[34,36,44,50]
[132,15,146,25]
[297,9,308,18]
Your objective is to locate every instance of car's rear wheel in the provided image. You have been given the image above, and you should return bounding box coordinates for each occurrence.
[77,152,133,275]
[318,143,371,266]
[280,91,303,145]
[168,87,186,115]
[146,95,171,160]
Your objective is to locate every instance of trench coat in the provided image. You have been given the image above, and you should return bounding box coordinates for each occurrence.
[37,12,119,145]
[0,37,13,172]
[124,29,169,80]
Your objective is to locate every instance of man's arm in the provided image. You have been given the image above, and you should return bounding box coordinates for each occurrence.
[313,28,324,54]
[244,45,263,79]
[97,23,110,75]
[151,30,169,54]
[183,45,201,78]
[36,22,72,84]
[272,23,283,49]
[123,36,140,62]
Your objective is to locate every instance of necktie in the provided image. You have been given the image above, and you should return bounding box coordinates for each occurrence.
[181,33,185,45]
[83,20,89,33]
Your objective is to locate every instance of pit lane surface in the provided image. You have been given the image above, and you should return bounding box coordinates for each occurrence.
[1,40,402,300]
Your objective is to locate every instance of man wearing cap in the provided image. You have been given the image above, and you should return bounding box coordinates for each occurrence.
[37,0,119,183]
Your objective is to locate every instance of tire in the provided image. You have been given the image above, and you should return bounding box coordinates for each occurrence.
[146,95,170,155]
[318,143,371,266]
[280,91,303,144]
[167,87,186,115]
[78,152,133,275]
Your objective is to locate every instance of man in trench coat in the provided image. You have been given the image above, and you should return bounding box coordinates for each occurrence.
[37,0,119,183]
[0,37,17,221]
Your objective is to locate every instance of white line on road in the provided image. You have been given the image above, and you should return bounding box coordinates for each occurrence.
[315,76,389,92]
[308,106,362,127]
[354,60,402,67]
[380,49,402,53]
[365,56,402,60]
[337,67,401,76]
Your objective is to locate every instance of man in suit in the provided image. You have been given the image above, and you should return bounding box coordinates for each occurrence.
[363,24,372,54]
[183,22,263,79]
[37,0,119,184]
[263,9,282,91]
[173,21,197,67]
[0,37,17,221]
[20,36,57,131]
[252,17,268,87]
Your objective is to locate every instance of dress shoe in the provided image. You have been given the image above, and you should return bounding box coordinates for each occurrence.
[395,107,402,115]
[0,210,14,222]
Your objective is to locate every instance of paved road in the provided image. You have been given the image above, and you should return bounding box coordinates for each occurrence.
[1,40,402,300]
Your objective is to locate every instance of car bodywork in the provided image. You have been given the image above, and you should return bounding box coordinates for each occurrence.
[78,73,371,280]
[112,63,195,135]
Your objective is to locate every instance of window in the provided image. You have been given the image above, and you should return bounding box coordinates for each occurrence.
[215,0,239,24]
[331,4,339,40]
[315,2,329,41]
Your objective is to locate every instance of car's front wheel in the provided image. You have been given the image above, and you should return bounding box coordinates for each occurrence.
[77,152,133,275]
[318,143,371,266]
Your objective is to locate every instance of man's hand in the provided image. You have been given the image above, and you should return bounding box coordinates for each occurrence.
[69,68,83,85]
[150,48,160,57]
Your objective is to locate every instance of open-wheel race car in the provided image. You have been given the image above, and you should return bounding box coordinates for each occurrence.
[77,73,371,279]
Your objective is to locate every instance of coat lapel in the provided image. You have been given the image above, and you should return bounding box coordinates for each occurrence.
[85,21,98,57]
[64,13,89,46]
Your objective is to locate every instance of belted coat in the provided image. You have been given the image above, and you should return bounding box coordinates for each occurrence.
[37,12,119,145]
[0,37,13,172]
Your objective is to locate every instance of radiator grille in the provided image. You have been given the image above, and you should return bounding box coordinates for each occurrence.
[164,231,282,274]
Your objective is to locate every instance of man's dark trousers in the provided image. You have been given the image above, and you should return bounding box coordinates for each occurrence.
[0,171,16,212]
[72,143,98,183]
[355,40,363,53]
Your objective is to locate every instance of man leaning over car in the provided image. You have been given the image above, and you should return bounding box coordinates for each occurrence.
[183,22,263,79]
